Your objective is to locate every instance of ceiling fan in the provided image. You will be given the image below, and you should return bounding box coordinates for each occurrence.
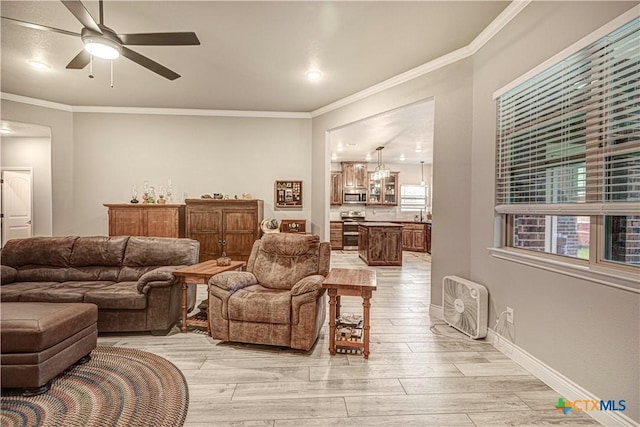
[1,0,200,80]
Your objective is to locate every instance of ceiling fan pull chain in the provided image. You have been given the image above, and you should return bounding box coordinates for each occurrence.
[110,60,114,88]
[89,55,94,79]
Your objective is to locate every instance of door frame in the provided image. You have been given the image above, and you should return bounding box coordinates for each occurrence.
[1,167,35,246]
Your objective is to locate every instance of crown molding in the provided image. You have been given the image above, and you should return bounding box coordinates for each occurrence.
[72,105,311,119]
[2,1,529,119]
[0,92,73,112]
[0,92,311,119]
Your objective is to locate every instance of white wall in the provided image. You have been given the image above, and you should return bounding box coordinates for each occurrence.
[72,113,311,234]
[1,136,53,237]
[470,2,639,423]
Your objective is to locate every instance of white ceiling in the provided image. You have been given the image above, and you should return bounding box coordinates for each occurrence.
[1,1,509,112]
[329,98,434,164]
[0,1,511,161]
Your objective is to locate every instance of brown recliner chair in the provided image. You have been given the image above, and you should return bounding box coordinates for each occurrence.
[208,233,330,351]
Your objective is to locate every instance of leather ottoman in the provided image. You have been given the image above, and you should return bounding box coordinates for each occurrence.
[1,302,98,396]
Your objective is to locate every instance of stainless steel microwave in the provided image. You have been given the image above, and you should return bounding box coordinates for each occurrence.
[343,191,367,203]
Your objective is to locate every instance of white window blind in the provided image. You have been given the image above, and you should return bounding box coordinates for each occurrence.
[400,185,428,212]
[495,17,640,216]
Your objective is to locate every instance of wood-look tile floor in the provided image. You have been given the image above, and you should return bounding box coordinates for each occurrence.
[98,251,600,426]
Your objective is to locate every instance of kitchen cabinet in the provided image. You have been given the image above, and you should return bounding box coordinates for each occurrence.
[330,172,343,206]
[367,172,398,206]
[104,204,185,238]
[342,162,368,190]
[401,222,428,252]
[185,199,263,262]
[330,221,343,250]
[358,222,403,266]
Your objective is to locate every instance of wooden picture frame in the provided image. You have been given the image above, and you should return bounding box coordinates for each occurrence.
[275,180,303,208]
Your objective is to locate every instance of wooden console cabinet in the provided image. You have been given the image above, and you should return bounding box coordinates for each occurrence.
[358,222,403,266]
[185,199,263,262]
[104,204,185,237]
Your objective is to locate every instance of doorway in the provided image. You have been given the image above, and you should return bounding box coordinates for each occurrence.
[0,120,53,245]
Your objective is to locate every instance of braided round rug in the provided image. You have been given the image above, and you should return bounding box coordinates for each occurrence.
[1,346,189,427]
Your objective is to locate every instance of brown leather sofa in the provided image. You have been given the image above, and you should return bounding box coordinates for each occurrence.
[1,236,199,334]
[209,233,330,351]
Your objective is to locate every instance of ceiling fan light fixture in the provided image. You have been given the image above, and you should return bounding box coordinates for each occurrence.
[84,38,121,60]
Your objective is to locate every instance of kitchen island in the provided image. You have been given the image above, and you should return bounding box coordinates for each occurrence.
[358,222,403,266]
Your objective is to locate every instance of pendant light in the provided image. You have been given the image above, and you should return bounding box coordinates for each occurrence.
[420,160,425,186]
[373,147,390,181]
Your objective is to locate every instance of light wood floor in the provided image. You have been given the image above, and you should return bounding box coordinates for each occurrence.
[98,251,600,426]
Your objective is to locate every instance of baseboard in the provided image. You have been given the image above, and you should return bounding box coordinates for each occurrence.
[431,302,636,425]
[486,329,638,427]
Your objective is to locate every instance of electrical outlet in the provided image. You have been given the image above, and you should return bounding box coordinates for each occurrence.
[506,307,514,324]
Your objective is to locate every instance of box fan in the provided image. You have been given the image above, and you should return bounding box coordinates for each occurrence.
[442,276,488,339]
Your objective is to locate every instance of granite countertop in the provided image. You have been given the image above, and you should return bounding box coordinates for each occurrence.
[357,222,403,227]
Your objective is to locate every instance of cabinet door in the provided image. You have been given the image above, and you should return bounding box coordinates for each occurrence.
[223,209,258,260]
[330,172,343,205]
[354,164,368,189]
[342,163,355,189]
[426,223,432,254]
[330,222,343,249]
[367,172,382,205]
[187,208,223,262]
[109,208,143,236]
[145,209,177,237]
[384,229,403,263]
[382,173,398,205]
[402,228,413,250]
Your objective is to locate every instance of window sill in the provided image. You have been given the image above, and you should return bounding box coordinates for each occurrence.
[488,247,640,294]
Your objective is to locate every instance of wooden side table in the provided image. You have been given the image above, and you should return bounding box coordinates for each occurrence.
[322,268,377,359]
[173,260,246,334]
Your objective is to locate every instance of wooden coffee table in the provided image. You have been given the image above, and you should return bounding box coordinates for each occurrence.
[322,268,377,359]
[173,260,246,334]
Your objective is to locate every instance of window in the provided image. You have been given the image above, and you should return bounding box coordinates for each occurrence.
[400,185,429,212]
[495,17,640,269]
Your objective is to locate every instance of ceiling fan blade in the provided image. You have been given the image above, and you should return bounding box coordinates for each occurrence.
[121,47,180,81]
[60,0,101,33]
[66,50,90,69]
[119,32,200,46]
[1,16,80,37]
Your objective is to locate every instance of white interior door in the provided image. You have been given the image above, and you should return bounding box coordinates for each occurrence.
[1,169,33,245]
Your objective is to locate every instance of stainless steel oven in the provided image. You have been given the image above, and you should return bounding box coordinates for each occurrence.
[340,211,365,250]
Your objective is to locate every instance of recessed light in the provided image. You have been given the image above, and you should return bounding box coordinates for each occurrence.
[306,70,323,82]
[0,128,13,135]
[399,154,406,161]
[415,147,423,153]
[28,60,51,71]
[365,154,372,161]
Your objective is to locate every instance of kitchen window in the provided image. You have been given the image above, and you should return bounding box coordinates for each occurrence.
[400,185,429,212]
[494,17,639,274]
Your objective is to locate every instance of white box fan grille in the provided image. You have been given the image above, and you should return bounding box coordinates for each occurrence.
[442,276,488,339]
